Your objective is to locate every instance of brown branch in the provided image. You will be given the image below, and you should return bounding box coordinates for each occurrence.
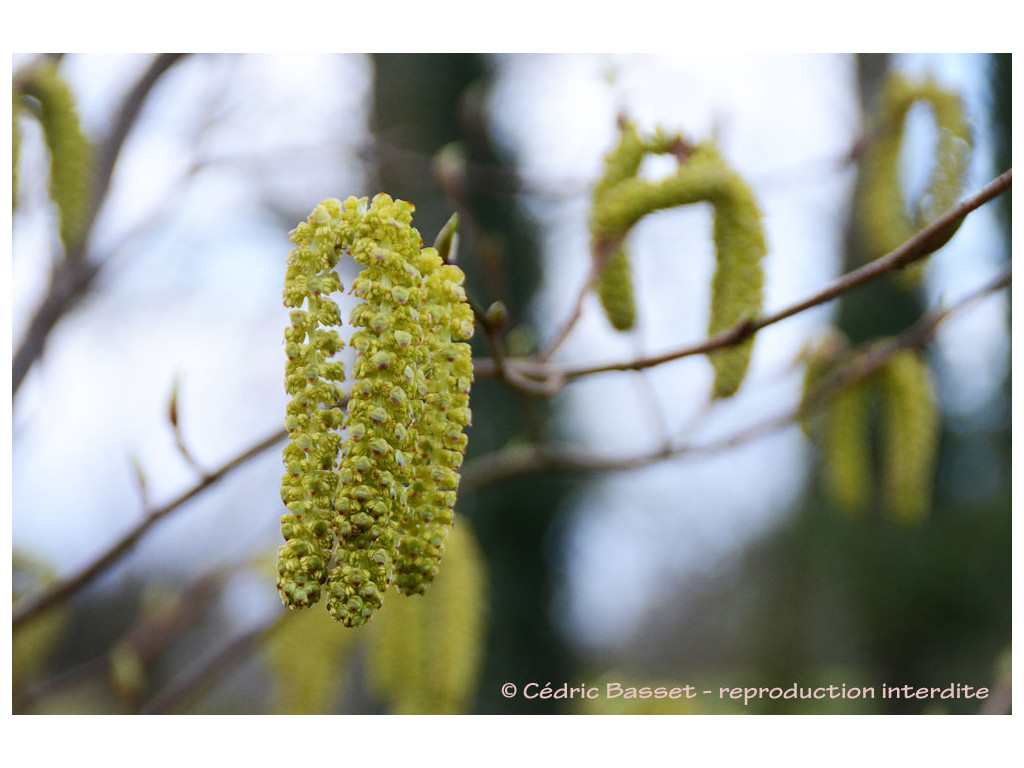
[13,53,187,397]
[473,168,1012,391]
[461,266,1010,491]
[12,427,287,631]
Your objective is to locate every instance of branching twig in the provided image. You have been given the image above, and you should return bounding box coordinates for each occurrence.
[461,265,1010,491]
[474,169,1012,392]
[13,54,187,397]
[12,427,287,630]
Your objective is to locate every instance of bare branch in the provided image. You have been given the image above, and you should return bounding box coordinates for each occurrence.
[13,54,187,397]
[473,169,1012,392]
[12,427,287,630]
[461,266,1010,491]
[139,613,285,714]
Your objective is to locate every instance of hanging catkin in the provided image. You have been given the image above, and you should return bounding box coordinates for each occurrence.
[880,349,938,524]
[590,125,767,398]
[22,62,93,250]
[858,74,972,277]
[278,194,474,627]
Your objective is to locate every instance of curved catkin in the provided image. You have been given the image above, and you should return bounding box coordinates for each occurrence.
[880,349,938,524]
[589,134,766,396]
[858,74,972,271]
[699,146,767,399]
[589,121,645,332]
[368,522,486,713]
[23,62,93,251]
[278,198,347,609]
[595,244,637,331]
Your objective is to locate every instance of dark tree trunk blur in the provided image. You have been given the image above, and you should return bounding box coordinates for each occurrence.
[371,53,575,712]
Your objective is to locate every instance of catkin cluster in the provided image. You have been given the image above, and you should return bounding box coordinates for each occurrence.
[858,74,972,271]
[802,334,938,524]
[590,121,767,398]
[278,194,474,627]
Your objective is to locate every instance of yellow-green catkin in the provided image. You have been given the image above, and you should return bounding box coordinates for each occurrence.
[278,194,474,627]
[858,74,972,274]
[879,349,938,524]
[801,333,874,515]
[367,522,486,714]
[700,145,767,399]
[590,131,766,396]
[264,604,354,714]
[595,244,637,331]
[23,62,93,251]
[327,195,431,627]
[822,381,874,515]
[278,199,347,609]
[589,121,646,332]
[395,248,474,596]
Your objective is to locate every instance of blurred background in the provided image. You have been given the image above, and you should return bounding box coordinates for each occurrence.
[11,53,1011,714]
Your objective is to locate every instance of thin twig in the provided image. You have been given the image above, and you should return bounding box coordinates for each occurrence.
[12,427,287,630]
[139,614,286,714]
[474,168,1012,391]
[13,54,187,397]
[461,266,1010,491]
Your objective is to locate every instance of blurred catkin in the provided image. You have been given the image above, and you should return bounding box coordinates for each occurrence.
[596,244,637,331]
[367,522,486,713]
[857,74,972,281]
[590,122,766,397]
[880,349,938,524]
[801,333,874,515]
[22,62,93,251]
[264,606,354,714]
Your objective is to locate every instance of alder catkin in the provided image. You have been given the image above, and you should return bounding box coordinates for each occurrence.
[590,130,767,396]
[278,199,347,610]
[367,521,486,713]
[264,599,354,714]
[880,349,938,524]
[23,62,93,251]
[595,244,637,331]
[858,74,972,275]
[278,194,474,627]
[701,145,767,399]
[589,120,646,332]
[327,195,430,627]
[394,248,474,597]
[801,333,873,515]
